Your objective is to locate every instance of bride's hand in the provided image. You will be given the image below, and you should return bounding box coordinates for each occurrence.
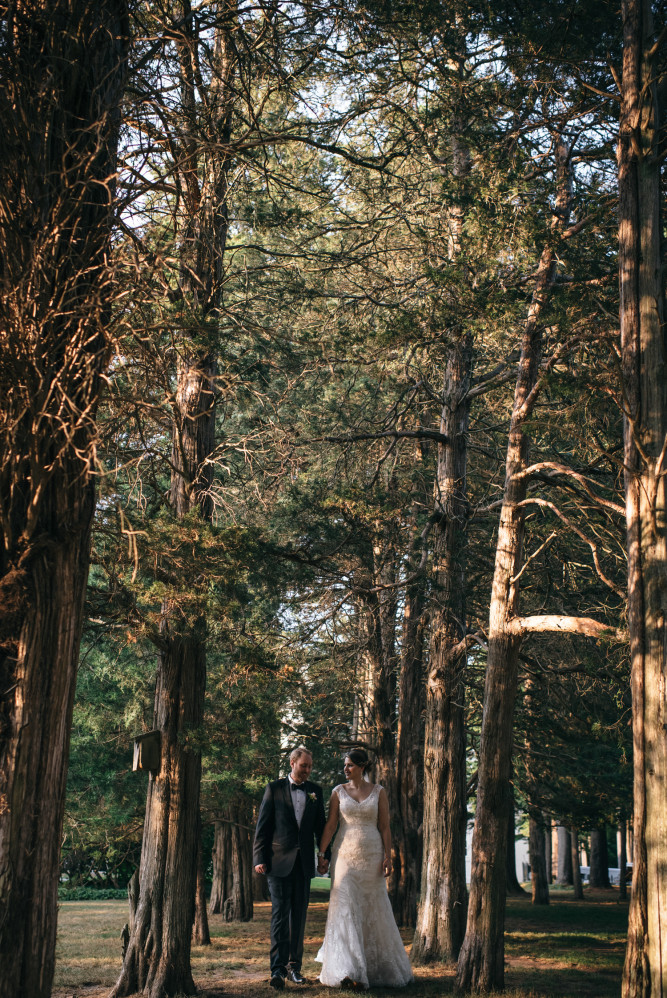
[382,857,392,878]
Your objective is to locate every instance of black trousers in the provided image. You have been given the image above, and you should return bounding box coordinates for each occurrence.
[267,860,311,976]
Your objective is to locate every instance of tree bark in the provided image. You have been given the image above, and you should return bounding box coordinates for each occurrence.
[529,817,549,905]
[413,336,471,963]
[209,807,253,921]
[111,10,236,995]
[357,525,401,910]
[589,827,611,888]
[546,817,553,884]
[571,828,584,900]
[556,827,573,885]
[192,833,211,946]
[617,6,667,997]
[456,136,571,993]
[394,562,426,927]
[0,5,128,998]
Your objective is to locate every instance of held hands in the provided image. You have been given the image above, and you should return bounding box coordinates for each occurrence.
[317,856,330,875]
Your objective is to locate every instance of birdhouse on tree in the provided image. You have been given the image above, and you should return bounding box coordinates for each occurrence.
[132,730,161,773]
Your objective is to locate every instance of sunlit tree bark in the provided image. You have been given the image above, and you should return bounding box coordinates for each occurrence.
[0,4,128,997]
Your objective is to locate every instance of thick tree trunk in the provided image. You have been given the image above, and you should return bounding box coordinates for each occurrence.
[394,568,426,927]
[110,636,206,998]
[589,827,611,888]
[619,0,667,971]
[571,829,584,900]
[456,137,571,993]
[413,336,471,963]
[556,827,573,885]
[529,817,549,905]
[618,5,667,997]
[0,5,127,998]
[209,807,253,921]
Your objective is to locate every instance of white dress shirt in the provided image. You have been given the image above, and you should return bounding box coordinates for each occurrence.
[288,775,306,827]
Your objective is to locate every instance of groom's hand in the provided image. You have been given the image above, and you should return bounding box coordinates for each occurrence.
[317,857,329,875]
[255,863,267,874]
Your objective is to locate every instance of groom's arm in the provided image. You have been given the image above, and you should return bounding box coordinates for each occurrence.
[253,783,275,873]
[314,786,331,861]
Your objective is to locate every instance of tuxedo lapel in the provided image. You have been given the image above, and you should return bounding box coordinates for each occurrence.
[283,778,298,824]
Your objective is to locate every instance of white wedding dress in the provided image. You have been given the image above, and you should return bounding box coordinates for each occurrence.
[316,784,413,989]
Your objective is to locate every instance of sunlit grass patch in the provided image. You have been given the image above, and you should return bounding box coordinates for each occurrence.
[54,890,628,998]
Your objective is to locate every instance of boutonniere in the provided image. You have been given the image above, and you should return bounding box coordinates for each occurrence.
[308,792,317,802]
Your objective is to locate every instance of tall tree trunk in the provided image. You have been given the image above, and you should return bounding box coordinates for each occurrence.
[556,827,573,885]
[209,819,231,915]
[0,5,128,998]
[571,828,584,900]
[110,636,206,998]
[456,137,571,993]
[111,10,236,995]
[394,563,427,926]
[618,5,667,997]
[359,527,401,909]
[589,827,611,888]
[505,787,527,896]
[209,806,253,921]
[192,833,211,946]
[529,817,549,905]
[413,336,472,962]
[619,818,628,902]
[545,816,553,884]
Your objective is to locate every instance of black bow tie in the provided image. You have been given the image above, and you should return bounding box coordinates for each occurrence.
[291,782,305,791]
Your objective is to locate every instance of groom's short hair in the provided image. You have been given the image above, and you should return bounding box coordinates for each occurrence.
[289,745,312,764]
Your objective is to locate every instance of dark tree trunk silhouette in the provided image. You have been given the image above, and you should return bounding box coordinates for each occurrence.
[556,827,573,885]
[529,817,549,905]
[589,827,611,888]
[394,562,426,926]
[619,819,628,902]
[545,817,553,884]
[0,4,128,998]
[571,829,584,900]
[192,834,211,946]
[413,336,471,962]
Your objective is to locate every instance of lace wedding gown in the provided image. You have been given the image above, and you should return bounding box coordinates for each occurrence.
[316,784,413,989]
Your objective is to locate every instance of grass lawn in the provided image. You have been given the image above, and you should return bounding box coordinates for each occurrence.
[53,886,627,998]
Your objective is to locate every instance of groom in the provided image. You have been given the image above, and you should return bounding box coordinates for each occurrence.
[254,746,329,989]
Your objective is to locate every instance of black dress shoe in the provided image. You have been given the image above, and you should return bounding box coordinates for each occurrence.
[286,968,307,984]
[270,974,286,989]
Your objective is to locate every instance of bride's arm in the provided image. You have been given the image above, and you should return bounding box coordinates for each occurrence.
[377,787,392,877]
[318,790,340,855]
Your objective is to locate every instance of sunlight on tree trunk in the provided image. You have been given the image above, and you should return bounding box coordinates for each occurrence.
[618,5,667,995]
[0,4,128,997]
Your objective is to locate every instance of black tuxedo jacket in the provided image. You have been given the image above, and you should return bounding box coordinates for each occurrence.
[253,777,327,879]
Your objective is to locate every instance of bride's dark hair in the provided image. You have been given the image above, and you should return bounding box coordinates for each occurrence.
[344,747,371,773]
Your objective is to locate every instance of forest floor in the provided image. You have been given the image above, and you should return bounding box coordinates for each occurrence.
[53,886,627,998]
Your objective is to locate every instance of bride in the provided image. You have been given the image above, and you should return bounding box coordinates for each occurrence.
[316,748,413,990]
